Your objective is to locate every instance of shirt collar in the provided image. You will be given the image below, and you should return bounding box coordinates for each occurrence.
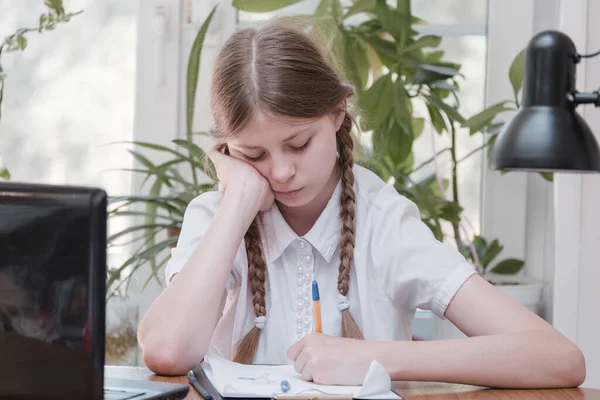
[262,178,343,264]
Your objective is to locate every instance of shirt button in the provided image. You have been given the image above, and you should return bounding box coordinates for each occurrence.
[299,240,308,249]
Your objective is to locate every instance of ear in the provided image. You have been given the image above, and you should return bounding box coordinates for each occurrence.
[333,100,346,132]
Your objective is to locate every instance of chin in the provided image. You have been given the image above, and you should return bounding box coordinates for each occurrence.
[275,188,315,208]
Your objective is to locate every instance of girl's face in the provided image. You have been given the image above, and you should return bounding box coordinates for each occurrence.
[227,110,344,208]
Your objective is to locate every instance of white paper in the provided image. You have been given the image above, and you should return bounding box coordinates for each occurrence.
[202,352,401,399]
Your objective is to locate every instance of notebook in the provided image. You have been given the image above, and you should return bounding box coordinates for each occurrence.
[193,352,401,400]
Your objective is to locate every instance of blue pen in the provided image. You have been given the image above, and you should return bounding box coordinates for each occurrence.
[312,280,322,333]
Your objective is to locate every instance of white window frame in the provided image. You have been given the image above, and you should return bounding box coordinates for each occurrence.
[481,0,560,323]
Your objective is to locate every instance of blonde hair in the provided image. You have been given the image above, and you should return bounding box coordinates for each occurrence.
[209,21,363,364]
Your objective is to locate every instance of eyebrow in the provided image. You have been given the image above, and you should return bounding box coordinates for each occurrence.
[236,127,312,150]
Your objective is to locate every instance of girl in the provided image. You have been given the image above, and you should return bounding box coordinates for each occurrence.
[137,21,585,389]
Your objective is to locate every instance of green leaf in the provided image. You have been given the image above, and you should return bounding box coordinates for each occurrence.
[110,211,180,223]
[462,101,512,134]
[344,0,376,18]
[509,48,526,104]
[119,141,192,161]
[426,103,446,133]
[16,35,27,50]
[186,6,217,139]
[490,258,525,275]
[232,0,303,12]
[486,133,499,159]
[393,81,412,137]
[106,236,178,290]
[358,73,394,131]
[373,119,413,167]
[481,239,503,269]
[440,201,463,222]
[359,35,397,67]
[418,64,463,78]
[39,13,48,28]
[107,224,176,243]
[407,62,462,86]
[44,0,65,15]
[411,117,425,139]
[539,172,554,182]
[343,34,370,89]
[425,94,464,124]
[172,139,206,166]
[315,0,332,16]
[0,168,10,180]
[399,35,442,55]
[424,50,445,63]
[430,80,458,91]
[375,0,405,43]
[128,149,173,188]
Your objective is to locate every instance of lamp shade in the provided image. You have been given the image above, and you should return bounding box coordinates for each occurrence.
[489,30,600,172]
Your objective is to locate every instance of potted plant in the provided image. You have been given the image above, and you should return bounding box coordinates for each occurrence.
[0,0,81,181]
[105,7,218,302]
[107,0,545,321]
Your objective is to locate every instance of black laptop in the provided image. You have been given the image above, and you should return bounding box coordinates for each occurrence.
[0,182,189,400]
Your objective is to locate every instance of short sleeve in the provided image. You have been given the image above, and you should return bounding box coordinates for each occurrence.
[164,191,240,290]
[369,185,476,319]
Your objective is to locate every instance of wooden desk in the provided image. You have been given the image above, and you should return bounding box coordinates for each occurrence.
[105,366,600,399]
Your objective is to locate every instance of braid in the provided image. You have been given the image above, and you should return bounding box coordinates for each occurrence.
[233,217,267,364]
[336,112,364,340]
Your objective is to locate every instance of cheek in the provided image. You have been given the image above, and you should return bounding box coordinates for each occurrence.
[303,136,338,176]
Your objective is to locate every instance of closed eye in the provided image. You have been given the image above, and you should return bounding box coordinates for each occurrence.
[241,152,266,162]
[290,139,311,151]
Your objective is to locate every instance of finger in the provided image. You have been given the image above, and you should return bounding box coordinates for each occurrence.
[300,358,313,382]
[287,338,306,362]
[293,348,309,375]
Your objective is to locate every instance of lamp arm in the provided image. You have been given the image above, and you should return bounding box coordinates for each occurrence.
[567,91,600,107]
[575,48,600,62]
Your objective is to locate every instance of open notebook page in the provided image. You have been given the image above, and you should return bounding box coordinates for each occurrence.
[201,352,401,399]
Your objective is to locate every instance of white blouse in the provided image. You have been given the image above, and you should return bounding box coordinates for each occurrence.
[165,165,476,364]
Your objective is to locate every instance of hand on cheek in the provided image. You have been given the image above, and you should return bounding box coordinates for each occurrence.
[207,145,274,212]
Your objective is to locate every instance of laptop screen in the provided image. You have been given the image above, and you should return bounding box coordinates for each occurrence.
[0,182,106,400]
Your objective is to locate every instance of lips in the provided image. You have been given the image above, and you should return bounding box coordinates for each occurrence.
[275,189,301,194]
[274,188,303,198]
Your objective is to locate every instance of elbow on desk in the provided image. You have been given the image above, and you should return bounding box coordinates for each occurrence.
[140,339,206,376]
[564,345,586,388]
[546,338,587,388]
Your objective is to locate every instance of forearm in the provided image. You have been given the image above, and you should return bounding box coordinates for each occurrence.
[138,187,259,373]
[375,330,585,389]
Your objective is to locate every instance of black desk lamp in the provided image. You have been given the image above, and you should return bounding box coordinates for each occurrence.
[489,30,600,172]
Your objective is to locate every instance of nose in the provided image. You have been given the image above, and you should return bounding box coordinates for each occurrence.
[271,154,296,184]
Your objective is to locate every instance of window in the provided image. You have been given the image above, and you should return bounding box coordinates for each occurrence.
[0,0,137,224]
[0,0,139,364]
[0,0,138,283]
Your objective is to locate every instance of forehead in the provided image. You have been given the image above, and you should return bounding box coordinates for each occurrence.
[230,112,321,146]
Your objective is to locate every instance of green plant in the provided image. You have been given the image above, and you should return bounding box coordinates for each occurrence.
[105,7,218,301]
[461,235,525,277]
[237,0,469,240]
[238,0,536,277]
[0,0,82,180]
[106,0,537,299]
